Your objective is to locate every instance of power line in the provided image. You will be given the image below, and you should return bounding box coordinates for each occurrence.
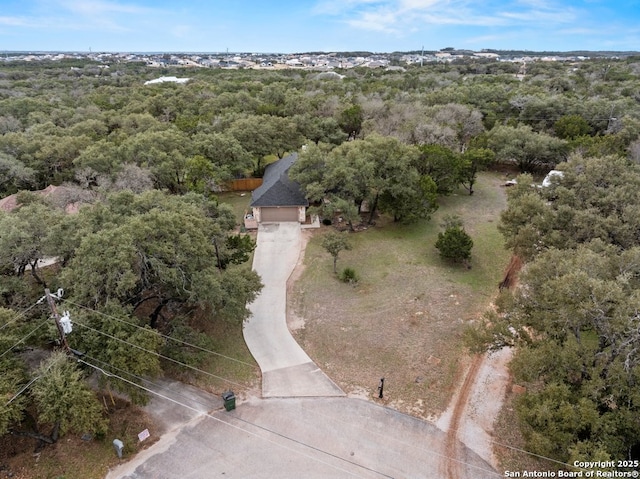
[0,319,49,360]
[38,302,580,471]
[4,359,56,407]
[80,353,221,413]
[0,304,594,473]
[438,422,587,472]
[79,351,501,479]
[300,402,503,478]
[80,356,391,477]
[4,376,40,406]
[65,307,563,474]
[76,356,379,479]
[71,318,248,388]
[61,298,256,369]
[0,302,41,332]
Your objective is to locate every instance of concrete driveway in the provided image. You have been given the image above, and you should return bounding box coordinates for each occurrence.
[243,222,344,398]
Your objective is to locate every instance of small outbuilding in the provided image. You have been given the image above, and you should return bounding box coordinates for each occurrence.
[247,153,308,225]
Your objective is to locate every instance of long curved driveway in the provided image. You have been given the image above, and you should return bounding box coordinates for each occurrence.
[243,222,344,398]
[107,222,499,479]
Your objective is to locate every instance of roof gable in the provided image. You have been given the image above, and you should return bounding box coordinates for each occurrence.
[250,154,309,207]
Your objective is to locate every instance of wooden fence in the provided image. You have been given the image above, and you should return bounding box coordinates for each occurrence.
[225,178,263,191]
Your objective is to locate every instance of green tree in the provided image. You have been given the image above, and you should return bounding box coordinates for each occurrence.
[554,114,593,140]
[228,115,303,176]
[0,308,27,435]
[480,245,640,461]
[59,191,261,328]
[0,152,36,196]
[459,147,495,195]
[488,124,568,172]
[435,223,473,265]
[26,352,107,444]
[0,201,64,287]
[415,144,462,194]
[499,155,640,260]
[338,104,363,140]
[192,132,253,182]
[321,231,352,274]
[70,303,162,403]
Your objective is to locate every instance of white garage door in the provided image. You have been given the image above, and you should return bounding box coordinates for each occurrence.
[260,207,299,222]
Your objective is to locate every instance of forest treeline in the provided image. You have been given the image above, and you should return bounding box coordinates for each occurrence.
[1,57,640,458]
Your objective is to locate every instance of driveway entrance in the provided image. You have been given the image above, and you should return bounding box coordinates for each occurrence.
[243,222,344,397]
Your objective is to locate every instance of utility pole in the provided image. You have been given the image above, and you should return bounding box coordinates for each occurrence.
[44,288,70,352]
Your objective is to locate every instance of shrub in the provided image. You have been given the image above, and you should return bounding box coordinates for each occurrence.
[339,267,359,284]
[435,226,473,265]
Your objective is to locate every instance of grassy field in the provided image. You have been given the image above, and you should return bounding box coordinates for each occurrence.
[289,171,512,418]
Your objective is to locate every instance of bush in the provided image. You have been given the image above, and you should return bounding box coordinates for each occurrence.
[435,226,473,264]
[322,217,333,226]
[339,267,359,284]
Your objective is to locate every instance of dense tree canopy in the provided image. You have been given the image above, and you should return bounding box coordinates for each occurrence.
[477,153,640,463]
[1,55,640,455]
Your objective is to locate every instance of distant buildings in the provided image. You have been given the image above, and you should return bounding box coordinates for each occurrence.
[1,49,630,71]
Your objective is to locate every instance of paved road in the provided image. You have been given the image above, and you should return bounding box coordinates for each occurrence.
[108,397,498,479]
[243,222,344,398]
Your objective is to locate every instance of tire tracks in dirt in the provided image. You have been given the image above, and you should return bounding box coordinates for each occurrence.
[444,353,484,479]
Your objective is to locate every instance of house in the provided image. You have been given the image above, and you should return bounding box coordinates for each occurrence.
[0,185,82,213]
[246,153,308,226]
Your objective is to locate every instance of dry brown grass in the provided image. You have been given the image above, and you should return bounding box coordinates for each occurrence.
[289,172,512,419]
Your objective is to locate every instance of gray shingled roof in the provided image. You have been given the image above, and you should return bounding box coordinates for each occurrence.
[250,153,309,207]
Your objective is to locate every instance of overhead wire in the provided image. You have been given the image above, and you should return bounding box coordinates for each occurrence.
[56,298,591,472]
[0,301,41,332]
[294,401,504,478]
[71,318,248,388]
[64,303,575,473]
[61,298,256,369]
[75,355,381,479]
[0,318,49,360]
[4,359,57,407]
[78,352,221,413]
[77,351,501,478]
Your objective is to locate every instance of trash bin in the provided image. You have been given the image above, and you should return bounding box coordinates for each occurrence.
[222,391,236,411]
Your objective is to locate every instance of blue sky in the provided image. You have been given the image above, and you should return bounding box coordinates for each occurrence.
[0,0,638,53]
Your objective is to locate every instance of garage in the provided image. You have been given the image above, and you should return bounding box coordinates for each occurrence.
[259,206,299,222]
[249,154,309,226]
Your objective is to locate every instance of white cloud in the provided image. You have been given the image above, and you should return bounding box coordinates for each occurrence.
[57,0,159,16]
[316,0,582,33]
[0,16,34,27]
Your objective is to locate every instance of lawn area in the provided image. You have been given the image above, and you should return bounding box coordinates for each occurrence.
[289,171,511,419]
[216,191,253,226]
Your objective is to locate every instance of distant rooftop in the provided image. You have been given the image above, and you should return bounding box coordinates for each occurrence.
[144,76,190,85]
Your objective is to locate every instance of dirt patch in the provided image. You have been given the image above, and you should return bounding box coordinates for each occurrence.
[499,255,523,290]
[442,354,484,479]
[436,348,513,477]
